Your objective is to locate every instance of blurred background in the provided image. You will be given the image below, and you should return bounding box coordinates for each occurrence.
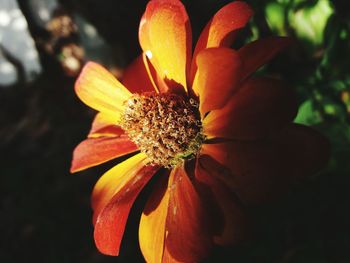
[0,0,349,262]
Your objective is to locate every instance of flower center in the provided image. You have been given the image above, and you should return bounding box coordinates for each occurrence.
[121,93,205,168]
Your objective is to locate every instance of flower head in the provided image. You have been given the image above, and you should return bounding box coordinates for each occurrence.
[71,1,329,262]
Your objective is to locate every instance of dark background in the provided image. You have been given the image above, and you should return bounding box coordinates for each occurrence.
[1,0,350,262]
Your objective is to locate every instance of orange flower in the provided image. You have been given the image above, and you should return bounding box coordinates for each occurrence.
[71,1,329,262]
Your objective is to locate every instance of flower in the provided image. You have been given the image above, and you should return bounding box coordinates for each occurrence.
[71,1,329,262]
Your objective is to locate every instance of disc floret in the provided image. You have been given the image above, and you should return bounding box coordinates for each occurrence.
[121,93,205,168]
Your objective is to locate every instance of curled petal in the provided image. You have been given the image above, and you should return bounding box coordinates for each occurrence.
[121,54,158,94]
[75,62,131,117]
[203,77,297,140]
[239,37,293,79]
[93,154,159,255]
[191,1,253,81]
[70,136,138,173]
[201,124,329,205]
[165,164,212,262]
[139,172,170,263]
[139,0,192,92]
[193,47,242,116]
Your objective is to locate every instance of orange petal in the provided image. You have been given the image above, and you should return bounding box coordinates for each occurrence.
[238,37,293,79]
[141,53,171,94]
[201,141,292,205]
[93,154,159,256]
[162,246,183,263]
[75,62,131,118]
[139,172,170,263]
[88,112,124,138]
[195,156,251,246]
[201,124,329,205]
[195,154,236,193]
[203,77,297,140]
[121,54,158,94]
[92,153,146,221]
[191,1,253,82]
[70,136,138,173]
[165,164,212,262]
[139,0,192,93]
[192,47,242,116]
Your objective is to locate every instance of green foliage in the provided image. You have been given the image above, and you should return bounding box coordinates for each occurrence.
[261,0,350,142]
[295,99,323,125]
[250,3,350,261]
[265,0,333,45]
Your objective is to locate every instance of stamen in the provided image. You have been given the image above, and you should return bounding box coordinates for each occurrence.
[120,93,205,168]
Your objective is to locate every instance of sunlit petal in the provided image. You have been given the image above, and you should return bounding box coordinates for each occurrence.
[88,113,124,138]
[70,136,138,173]
[139,0,192,92]
[139,172,170,263]
[92,153,147,220]
[192,47,242,116]
[75,62,131,117]
[191,1,253,82]
[93,154,159,255]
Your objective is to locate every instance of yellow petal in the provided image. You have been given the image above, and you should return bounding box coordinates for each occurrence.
[91,153,147,223]
[88,112,122,138]
[75,62,131,118]
[139,0,192,93]
[139,173,170,263]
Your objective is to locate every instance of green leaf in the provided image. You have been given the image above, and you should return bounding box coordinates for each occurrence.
[288,0,333,45]
[265,2,287,36]
[295,99,323,125]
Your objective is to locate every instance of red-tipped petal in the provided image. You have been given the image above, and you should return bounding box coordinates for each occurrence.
[139,0,192,93]
[93,154,159,255]
[191,1,253,82]
[70,136,138,173]
[165,164,212,262]
[139,172,170,263]
[239,37,293,79]
[75,62,131,118]
[121,54,158,94]
[203,77,297,140]
[192,47,242,116]
[195,157,251,245]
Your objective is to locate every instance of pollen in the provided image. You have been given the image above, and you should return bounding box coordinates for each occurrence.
[120,93,205,168]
